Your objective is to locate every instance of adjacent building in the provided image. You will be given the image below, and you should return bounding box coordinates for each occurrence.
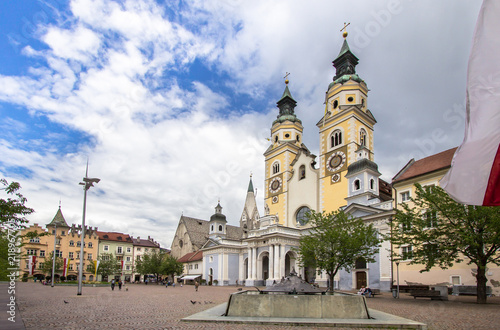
[131,236,161,282]
[96,231,134,282]
[392,147,499,295]
[19,206,99,281]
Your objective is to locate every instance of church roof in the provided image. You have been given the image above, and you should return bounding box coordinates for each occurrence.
[278,84,296,103]
[181,216,243,249]
[392,147,457,184]
[346,158,381,176]
[47,207,70,227]
[177,250,203,263]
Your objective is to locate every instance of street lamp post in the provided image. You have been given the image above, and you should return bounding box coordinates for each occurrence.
[51,222,57,288]
[77,167,100,296]
[395,260,400,299]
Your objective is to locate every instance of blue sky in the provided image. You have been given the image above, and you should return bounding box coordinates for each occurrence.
[0,0,482,248]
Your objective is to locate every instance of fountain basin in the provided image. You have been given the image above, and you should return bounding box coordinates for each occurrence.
[225,291,370,319]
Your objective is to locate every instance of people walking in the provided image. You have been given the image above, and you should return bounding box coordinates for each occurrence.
[111,279,115,291]
[194,281,199,292]
[118,280,122,290]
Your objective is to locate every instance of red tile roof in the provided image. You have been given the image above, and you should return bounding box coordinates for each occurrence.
[177,250,203,263]
[392,147,457,184]
[96,231,132,242]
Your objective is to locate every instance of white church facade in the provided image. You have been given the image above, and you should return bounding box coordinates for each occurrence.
[171,34,394,291]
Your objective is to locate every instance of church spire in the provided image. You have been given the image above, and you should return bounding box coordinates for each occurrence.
[273,75,301,125]
[332,23,361,83]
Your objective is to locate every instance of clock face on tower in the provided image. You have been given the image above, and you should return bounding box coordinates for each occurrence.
[269,177,282,194]
[326,151,346,173]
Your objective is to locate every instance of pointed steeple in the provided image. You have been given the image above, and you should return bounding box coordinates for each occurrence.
[240,175,260,231]
[247,174,254,193]
[332,38,359,81]
[273,78,301,125]
[47,206,70,227]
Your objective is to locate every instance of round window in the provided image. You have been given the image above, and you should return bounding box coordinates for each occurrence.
[296,206,311,226]
[285,133,290,138]
[347,97,354,102]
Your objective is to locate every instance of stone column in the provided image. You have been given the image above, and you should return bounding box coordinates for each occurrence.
[247,247,252,280]
[274,244,280,279]
[252,247,257,280]
[268,244,274,282]
[280,244,286,278]
[239,253,244,283]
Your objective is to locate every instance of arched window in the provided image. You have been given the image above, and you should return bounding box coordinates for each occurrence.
[88,242,93,248]
[218,224,223,232]
[354,179,361,190]
[274,135,278,143]
[360,128,367,147]
[77,241,81,247]
[333,100,338,109]
[296,206,311,226]
[370,179,375,190]
[69,240,74,246]
[331,130,342,148]
[299,165,306,180]
[272,162,280,174]
[210,225,214,232]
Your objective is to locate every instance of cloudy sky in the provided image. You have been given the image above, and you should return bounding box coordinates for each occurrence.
[0,0,482,248]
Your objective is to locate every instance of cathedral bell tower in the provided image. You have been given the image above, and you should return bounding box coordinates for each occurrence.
[264,77,304,225]
[317,26,377,213]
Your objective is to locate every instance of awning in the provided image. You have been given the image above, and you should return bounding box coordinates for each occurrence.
[180,275,201,280]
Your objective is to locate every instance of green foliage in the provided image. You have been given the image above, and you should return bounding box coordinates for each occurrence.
[0,179,37,281]
[89,253,120,279]
[162,254,184,278]
[297,210,380,292]
[135,250,165,282]
[389,183,500,303]
[41,252,64,275]
[135,250,183,282]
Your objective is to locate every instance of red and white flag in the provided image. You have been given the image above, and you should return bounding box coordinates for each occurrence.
[28,256,36,275]
[441,0,500,206]
[62,258,69,277]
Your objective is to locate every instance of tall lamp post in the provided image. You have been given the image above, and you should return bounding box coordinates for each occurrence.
[77,167,100,296]
[51,222,57,287]
[395,259,400,299]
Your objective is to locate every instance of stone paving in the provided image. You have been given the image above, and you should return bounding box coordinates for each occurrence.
[6,282,500,329]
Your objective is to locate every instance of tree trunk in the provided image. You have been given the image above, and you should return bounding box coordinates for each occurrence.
[476,265,488,304]
[329,274,334,293]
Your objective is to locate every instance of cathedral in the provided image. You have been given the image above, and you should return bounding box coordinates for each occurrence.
[171,32,394,291]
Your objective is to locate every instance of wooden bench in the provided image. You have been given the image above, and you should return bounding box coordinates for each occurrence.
[366,288,380,297]
[409,288,443,300]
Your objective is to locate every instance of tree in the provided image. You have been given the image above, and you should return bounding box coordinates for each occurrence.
[135,250,165,283]
[162,254,184,281]
[389,183,500,304]
[41,252,64,277]
[90,253,120,281]
[0,179,36,281]
[296,210,381,293]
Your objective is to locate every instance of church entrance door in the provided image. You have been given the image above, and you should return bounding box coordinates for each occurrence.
[262,256,269,280]
[356,271,367,289]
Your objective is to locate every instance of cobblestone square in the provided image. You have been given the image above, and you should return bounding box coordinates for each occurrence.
[5,282,500,329]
